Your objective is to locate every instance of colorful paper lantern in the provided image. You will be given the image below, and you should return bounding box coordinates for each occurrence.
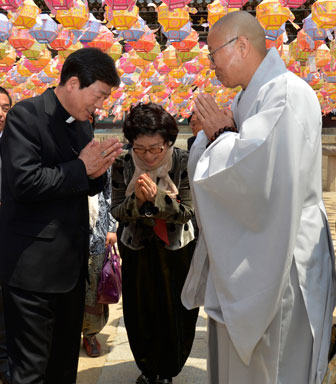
[207,0,228,27]
[29,14,58,44]
[117,17,146,41]
[160,0,191,10]
[105,4,139,30]
[56,0,89,30]
[0,0,22,11]
[78,13,101,43]
[162,22,191,42]
[176,42,200,62]
[171,29,198,51]
[316,44,331,68]
[118,54,137,73]
[58,41,84,60]
[264,22,286,41]
[303,14,329,41]
[104,0,135,10]
[162,45,182,68]
[106,41,123,61]
[128,30,156,52]
[183,58,204,74]
[312,0,336,29]
[44,0,74,11]
[153,54,172,74]
[8,0,41,29]
[279,0,306,8]
[22,41,46,60]
[0,14,12,42]
[256,0,295,30]
[87,26,114,51]
[157,4,189,31]
[48,26,73,50]
[136,42,161,61]
[0,43,16,67]
[226,0,248,8]
[8,26,35,50]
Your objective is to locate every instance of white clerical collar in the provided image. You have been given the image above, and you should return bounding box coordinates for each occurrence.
[66,116,75,124]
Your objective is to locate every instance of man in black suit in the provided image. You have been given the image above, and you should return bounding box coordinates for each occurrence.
[0,48,123,384]
[187,112,203,151]
[0,86,12,384]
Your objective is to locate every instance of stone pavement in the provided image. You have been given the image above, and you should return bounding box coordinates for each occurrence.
[77,305,207,384]
[75,192,336,384]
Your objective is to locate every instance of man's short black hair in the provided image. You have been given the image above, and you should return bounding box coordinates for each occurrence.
[59,47,120,89]
[123,102,179,145]
[0,87,12,107]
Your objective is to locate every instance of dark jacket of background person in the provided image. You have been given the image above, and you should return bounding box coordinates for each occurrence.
[0,88,104,292]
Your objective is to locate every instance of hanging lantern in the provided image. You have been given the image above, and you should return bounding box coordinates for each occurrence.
[118,54,137,73]
[140,63,156,78]
[0,14,12,42]
[24,48,51,72]
[160,0,191,10]
[128,49,148,68]
[198,45,210,67]
[297,29,322,52]
[177,73,195,85]
[279,0,306,8]
[44,0,73,11]
[0,43,16,68]
[58,41,83,60]
[117,17,146,41]
[105,4,139,30]
[166,76,179,89]
[56,0,89,30]
[226,0,248,8]
[29,13,58,44]
[183,58,204,74]
[43,57,60,78]
[136,42,161,61]
[208,0,228,28]
[129,30,156,52]
[316,44,331,68]
[48,25,73,50]
[8,0,41,29]
[171,29,198,51]
[0,0,22,11]
[0,42,15,60]
[157,4,189,31]
[303,14,329,41]
[104,0,135,10]
[16,57,32,76]
[162,21,191,42]
[79,13,101,43]
[87,26,114,51]
[266,34,283,50]
[106,42,123,61]
[8,26,35,50]
[176,42,200,62]
[312,0,336,29]
[256,0,295,30]
[162,45,182,68]
[264,22,286,41]
[153,53,172,74]
[22,41,46,60]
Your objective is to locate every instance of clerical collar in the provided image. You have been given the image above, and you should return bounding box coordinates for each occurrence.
[51,88,76,123]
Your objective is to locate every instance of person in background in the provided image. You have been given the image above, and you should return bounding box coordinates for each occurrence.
[82,114,118,357]
[112,102,199,384]
[182,11,336,384]
[0,48,123,384]
[187,112,203,151]
[0,87,12,384]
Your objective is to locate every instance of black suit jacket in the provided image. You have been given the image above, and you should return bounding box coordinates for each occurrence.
[0,88,105,293]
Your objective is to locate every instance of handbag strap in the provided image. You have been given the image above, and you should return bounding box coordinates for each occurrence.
[104,244,119,264]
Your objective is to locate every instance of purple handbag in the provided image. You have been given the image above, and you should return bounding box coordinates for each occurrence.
[97,244,122,304]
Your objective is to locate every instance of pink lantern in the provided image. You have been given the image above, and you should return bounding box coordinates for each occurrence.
[160,0,191,10]
[118,55,137,73]
[226,0,248,8]
[279,0,306,8]
[44,0,74,11]
[0,0,22,11]
[104,0,135,10]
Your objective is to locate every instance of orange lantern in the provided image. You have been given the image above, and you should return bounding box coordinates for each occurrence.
[136,42,161,61]
[17,58,32,77]
[297,29,322,52]
[311,0,336,29]
[256,0,295,30]
[315,44,331,68]
[176,43,200,62]
[8,26,35,50]
[105,4,139,30]
[128,49,148,68]
[128,31,156,53]
[172,29,198,52]
[0,44,16,68]
[7,0,40,29]
[56,0,89,30]
[48,26,73,50]
[162,45,182,68]
[87,26,114,52]
[157,3,189,31]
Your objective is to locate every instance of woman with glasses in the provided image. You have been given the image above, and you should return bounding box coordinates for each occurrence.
[111,102,199,384]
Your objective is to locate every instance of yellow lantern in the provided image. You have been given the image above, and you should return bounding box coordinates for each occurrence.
[207,0,227,27]
[162,45,182,68]
[176,42,200,62]
[169,67,185,79]
[8,0,40,29]
[0,45,16,68]
[43,57,60,78]
[58,41,84,60]
[56,0,89,30]
[128,49,148,68]
[315,44,331,68]
[312,0,336,29]
[106,42,123,61]
[157,3,189,31]
[105,4,139,30]
[22,41,46,61]
[0,42,15,60]
[256,0,295,30]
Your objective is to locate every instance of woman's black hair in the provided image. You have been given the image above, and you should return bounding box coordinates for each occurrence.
[123,103,179,145]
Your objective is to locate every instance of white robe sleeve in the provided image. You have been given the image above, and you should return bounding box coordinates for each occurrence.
[192,84,322,365]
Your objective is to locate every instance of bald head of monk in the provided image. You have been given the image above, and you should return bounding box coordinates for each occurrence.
[207,11,267,89]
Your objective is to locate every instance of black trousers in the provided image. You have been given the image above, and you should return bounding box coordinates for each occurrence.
[2,276,85,384]
[0,285,8,374]
[121,239,199,380]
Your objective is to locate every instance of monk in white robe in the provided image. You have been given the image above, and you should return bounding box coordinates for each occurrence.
[181,11,336,384]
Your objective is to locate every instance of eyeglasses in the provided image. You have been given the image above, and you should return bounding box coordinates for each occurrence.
[132,145,165,155]
[208,37,238,64]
